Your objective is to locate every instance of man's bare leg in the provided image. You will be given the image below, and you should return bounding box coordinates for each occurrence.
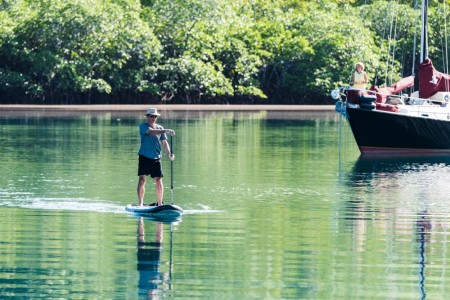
[137,175,147,206]
[155,177,164,206]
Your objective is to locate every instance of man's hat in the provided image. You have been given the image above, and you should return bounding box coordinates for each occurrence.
[146,108,161,116]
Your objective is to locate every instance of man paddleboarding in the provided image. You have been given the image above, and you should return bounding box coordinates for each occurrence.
[137,108,175,207]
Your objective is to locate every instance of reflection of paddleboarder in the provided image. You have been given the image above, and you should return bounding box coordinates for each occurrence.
[137,217,163,298]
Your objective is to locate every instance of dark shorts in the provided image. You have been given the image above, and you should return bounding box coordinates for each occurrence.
[138,155,164,178]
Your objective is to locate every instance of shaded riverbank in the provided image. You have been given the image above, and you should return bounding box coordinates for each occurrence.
[0,104,334,111]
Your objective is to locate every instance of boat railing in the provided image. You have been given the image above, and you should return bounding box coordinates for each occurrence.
[331,86,450,119]
[331,86,406,104]
[331,86,449,107]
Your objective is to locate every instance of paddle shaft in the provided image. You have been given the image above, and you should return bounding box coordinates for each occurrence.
[170,135,174,205]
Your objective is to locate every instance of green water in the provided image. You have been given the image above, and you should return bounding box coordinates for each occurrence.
[1,109,450,299]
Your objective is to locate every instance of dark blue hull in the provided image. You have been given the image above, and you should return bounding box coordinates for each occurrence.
[346,106,450,154]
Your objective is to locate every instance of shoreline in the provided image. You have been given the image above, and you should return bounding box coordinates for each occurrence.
[0,104,334,111]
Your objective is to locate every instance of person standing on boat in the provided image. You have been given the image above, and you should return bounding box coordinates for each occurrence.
[137,108,175,207]
[352,62,369,90]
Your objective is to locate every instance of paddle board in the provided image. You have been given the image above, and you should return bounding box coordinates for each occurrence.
[125,204,183,218]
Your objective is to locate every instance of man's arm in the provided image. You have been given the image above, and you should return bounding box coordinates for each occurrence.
[145,128,175,136]
[161,139,175,160]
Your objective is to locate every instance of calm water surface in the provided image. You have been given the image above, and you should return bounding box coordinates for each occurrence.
[1,108,450,299]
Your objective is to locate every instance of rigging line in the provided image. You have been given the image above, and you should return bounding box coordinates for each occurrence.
[444,0,450,91]
[439,6,446,72]
[390,5,399,86]
[438,1,449,91]
[356,5,368,60]
[384,3,393,85]
[352,6,367,85]
[385,1,398,86]
[445,2,449,73]
[412,0,419,78]
[375,2,391,86]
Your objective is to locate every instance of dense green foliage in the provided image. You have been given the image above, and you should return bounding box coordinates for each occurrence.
[0,0,448,104]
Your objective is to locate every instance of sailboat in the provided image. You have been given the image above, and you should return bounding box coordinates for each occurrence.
[331,0,450,155]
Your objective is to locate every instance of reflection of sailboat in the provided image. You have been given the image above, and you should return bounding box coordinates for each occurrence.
[331,0,450,155]
[136,217,177,299]
[417,211,431,300]
[348,157,440,299]
[351,155,450,175]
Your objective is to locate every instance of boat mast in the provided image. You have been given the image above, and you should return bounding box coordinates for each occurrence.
[420,0,428,63]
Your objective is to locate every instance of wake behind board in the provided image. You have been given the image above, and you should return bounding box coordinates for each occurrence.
[125,204,183,218]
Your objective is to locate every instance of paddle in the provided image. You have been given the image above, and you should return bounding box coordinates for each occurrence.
[170,134,174,205]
